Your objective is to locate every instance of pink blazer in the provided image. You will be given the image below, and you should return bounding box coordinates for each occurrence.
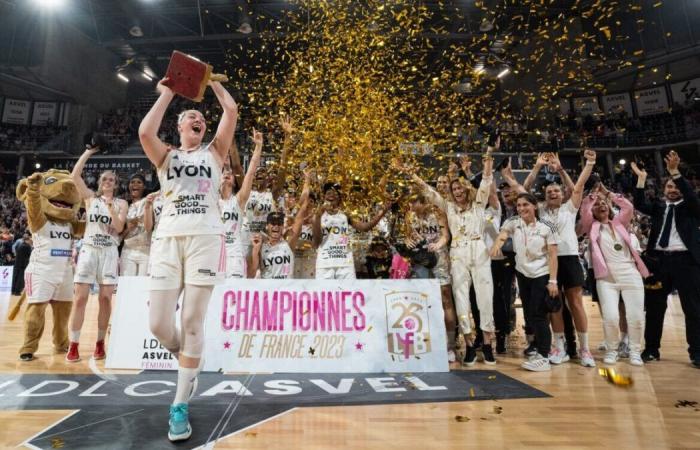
[579,194,650,280]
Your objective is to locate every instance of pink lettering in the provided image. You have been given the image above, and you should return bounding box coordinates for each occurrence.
[341,291,353,332]
[352,292,366,331]
[262,291,278,331]
[221,290,235,331]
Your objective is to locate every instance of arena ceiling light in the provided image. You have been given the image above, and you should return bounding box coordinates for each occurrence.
[32,0,66,9]
[117,73,130,83]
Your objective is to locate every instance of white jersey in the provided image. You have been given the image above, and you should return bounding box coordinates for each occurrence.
[153,194,164,229]
[220,195,243,257]
[538,199,579,256]
[294,223,315,257]
[242,190,276,245]
[156,144,224,237]
[123,198,150,251]
[84,197,120,248]
[261,240,294,279]
[316,211,354,269]
[26,220,74,284]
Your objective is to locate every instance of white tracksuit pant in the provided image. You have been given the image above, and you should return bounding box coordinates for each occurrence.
[450,240,495,335]
[596,268,645,354]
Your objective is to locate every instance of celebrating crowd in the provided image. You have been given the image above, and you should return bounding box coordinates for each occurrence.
[11,77,700,443]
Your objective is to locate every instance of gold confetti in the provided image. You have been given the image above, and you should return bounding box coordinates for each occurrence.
[598,368,633,387]
[455,415,470,422]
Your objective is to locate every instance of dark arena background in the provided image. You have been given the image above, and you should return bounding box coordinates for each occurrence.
[1,1,700,449]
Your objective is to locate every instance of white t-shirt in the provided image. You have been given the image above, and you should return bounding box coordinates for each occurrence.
[261,240,294,279]
[156,144,224,237]
[501,217,558,278]
[316,211,354,269]
[538,199,579,256]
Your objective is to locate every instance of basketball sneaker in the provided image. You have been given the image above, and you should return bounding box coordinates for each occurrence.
[579,349,596,367]
[66,342,80,363]
[168,403,192,442]
[548,347,570,365]
[521,354,551,372]
[93,340,106,360]
[603,350,619,365]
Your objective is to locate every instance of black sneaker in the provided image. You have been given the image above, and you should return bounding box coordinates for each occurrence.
[691,358,700,369]
[19,353,34,362]
[524,342,538,357]
[482,344,496,365]
[641,349,660,362]
[496,334,507,355]
[463,346,477,366]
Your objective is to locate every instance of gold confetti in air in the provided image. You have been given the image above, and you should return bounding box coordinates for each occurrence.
[366,325,373,332]
[223,0,637,213]
[598,368,633,387]
[50,438,65,449]
[487,375,497,380]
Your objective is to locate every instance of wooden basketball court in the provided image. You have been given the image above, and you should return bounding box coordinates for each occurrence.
[0,292,698,449]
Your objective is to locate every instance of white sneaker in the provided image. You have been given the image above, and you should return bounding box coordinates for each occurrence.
[447,350,456,363]
[617,341,630,359]
[548,348,570,365]
[521,354,551,372]
[629,352,644,366]
[580,349,597,367]
[603,350,618,365]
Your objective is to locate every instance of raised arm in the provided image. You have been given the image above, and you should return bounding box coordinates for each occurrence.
[411,173,448,212]
[666,150,700,217]
[208,81,239,166]
[578,194,596,236]
[500,157,526,194]
[271,114,294,199]
[236,129,263,207]
[630,161,653,216]
[350,200,392,233]
[523,153,548,192]
[311,206,324,249]
[138,79,175,168]
[570,149,597,208]
[228,139,245,189]
[71,148,98,200]
[610,192,634,228]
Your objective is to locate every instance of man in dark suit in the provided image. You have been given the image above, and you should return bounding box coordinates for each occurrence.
[632,151,700,368]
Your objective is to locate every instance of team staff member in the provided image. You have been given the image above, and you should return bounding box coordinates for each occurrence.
[579,185,648,366]
[220,129,263,278]
[121,173,153,276]
[139,75,238,441]
[68,146,127,363]
[632,152,700,368]
[407,142,497,366]
[491,193,559,372]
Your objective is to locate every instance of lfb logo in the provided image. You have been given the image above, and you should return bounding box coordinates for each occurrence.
[1,268,9,280]
[385,291,431,360]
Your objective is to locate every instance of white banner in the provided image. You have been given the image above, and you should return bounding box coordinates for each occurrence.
[671,78,700,106]
[602,93,633,115]
[2,99,31,125]
[572,96,601,116]
[0,266,13,291]
[558,98,571,116]
[634,87,669,116]
[107,277,448,373]
[31,102,57,126]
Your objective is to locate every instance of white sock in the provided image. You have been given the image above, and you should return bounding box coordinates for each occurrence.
[70,330,80,343]
[577,332,589,351]
[553,332,565,351]
[173,367,198,405]
[97,329,107,342]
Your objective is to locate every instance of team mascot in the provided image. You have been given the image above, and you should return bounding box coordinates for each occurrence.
[13,170,84,361]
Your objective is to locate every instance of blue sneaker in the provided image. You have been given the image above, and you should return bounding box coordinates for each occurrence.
[168,403,192,442]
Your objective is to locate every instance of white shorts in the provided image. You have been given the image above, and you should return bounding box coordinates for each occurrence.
[74,245,119,285]
[24,269,73,303]
[150,235,226,290]
[226,253,246,279]
[121,247,150,276]
[315,266,356,280]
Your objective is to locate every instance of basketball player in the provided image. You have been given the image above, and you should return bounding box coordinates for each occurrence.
[68,146,127,363]
[121,173,153,276]
[138,76,237,442]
